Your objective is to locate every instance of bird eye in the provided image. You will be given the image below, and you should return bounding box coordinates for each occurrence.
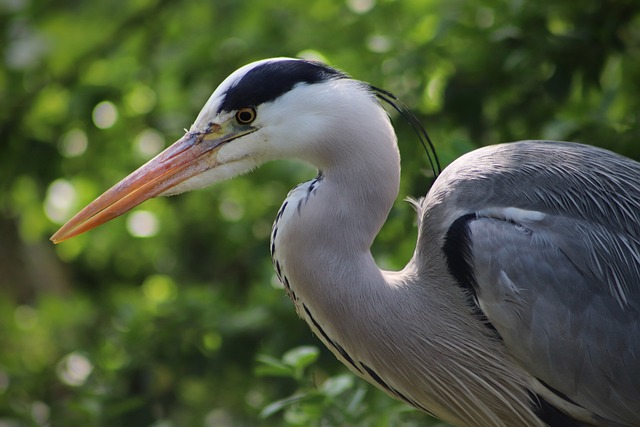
[235,107,256,124]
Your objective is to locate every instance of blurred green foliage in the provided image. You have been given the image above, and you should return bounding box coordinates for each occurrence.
[1,0,639,425]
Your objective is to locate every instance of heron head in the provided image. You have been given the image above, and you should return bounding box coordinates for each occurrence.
[50,57,387,243]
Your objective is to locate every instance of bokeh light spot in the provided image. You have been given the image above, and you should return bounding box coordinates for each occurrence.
[59,128,88,157]
[219,199,244,222]
[135,128,165,160]
[476,7,495,28]
[367,35,391,53]
[202,332,222,352]
[31,401,50,425]
[126,85,157,115]
[92,101,118,129]
[44,179,77,223]
[126,210,159,238]
[57,352,93,387]
[346,0,375,14]
[5,23,47,70]
[142,274,177,305]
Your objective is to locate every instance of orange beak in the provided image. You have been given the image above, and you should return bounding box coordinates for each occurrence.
[51,121,256,243]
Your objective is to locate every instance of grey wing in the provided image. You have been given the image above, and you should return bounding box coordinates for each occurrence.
[423,141,640,425]
[466,207,640,426]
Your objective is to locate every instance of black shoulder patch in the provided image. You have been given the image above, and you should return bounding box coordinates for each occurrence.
[443,213,478,293]
[443,213,499,334]
[219,59,348,113]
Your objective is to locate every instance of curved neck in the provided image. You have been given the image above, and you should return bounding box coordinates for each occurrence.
[276,113,401,271]
[321,148,401,251]
[269,118,542,427]
[270,113,402,346]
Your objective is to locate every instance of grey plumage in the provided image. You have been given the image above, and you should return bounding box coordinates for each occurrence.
[419,141,640,425]
[51,58,640,427]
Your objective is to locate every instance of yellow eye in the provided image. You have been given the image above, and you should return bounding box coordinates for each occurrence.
[235,107,256,124]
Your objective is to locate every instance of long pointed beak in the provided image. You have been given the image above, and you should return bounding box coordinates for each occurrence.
[51,121,255,243]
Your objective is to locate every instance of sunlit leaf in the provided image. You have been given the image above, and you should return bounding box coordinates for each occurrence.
[282,346,320,371]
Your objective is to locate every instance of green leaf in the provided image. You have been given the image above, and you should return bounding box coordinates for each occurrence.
[282,346,319,371]
[255,354,295,378]
[321,373,354,397]
[259,393,307,419]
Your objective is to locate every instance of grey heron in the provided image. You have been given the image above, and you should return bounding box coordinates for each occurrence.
[51,58,640,426]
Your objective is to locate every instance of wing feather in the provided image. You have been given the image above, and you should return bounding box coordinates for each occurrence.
[420,141,640,425]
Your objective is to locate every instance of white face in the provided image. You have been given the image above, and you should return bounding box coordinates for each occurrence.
[173,59,388,192]
[161,58,302,195]
[159,61,378,197]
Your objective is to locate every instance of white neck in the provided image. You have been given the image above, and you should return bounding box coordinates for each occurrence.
[270,101,401,320]
[268,103,543,427]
